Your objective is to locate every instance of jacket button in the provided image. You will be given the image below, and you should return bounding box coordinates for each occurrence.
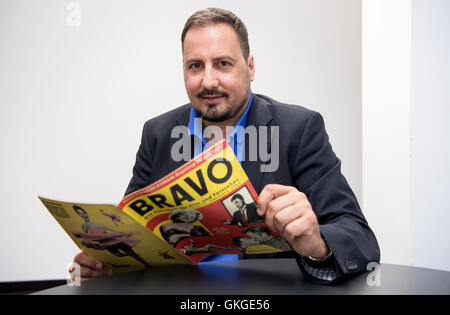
[345,260,358,271]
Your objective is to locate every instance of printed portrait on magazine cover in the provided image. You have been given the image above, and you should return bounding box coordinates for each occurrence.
[71,205,152,268]
[233,225,292,255]
[180,239,231,256]
[221,186,263,228]
[159,209,211,247]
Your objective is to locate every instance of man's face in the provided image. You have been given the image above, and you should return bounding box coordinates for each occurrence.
[183,23,255,123]
[232,198,245,210]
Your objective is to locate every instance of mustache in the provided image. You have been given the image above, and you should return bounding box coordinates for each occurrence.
[197,89,228,98]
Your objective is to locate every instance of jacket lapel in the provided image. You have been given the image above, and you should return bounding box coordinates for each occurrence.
[242,94,274,194]
[168,104,192,173]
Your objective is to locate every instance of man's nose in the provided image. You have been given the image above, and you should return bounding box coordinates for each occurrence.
[201,66,219,90]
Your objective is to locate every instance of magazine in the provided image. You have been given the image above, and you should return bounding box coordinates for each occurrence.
[39,140,291,273]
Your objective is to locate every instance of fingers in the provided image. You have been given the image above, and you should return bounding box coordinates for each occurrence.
[284,216,329,258]
[271,203,304,235]
[257,184,316,238]
[74,252,102,270]
[258,185,310,230]
[68,265,111,281]
[79,265,112,279]
[257,185,327,258]
[71,252,112,279]
[264,192,303,231]
[257,184,297,216]
[282,215,313,243]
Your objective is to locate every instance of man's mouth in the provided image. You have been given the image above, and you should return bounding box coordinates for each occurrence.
[202,95,223,98]
[198,90,227,104]
[200,94,226,104]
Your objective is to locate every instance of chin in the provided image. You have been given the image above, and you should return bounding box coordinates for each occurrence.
[202,113,230,123]
[199,106,231,122]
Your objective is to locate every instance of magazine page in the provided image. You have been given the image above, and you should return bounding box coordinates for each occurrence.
[118,140,291,264]
[39,197,193,273]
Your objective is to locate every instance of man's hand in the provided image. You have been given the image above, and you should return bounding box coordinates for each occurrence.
[70,252,112,280]
[257,184,330,259]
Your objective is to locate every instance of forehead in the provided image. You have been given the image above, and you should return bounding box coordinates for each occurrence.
[183,23,243,60]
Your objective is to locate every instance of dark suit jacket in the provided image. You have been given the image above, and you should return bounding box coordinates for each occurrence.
[229,203,261,226]
[125,93,380,282]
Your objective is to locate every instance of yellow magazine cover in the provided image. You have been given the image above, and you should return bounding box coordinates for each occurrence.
[118,140,291,264]
[40,140,291,271]
[39,197,193,273]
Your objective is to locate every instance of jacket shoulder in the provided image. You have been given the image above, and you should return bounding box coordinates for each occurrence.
[143,103,191,132]
[253,94,318,126]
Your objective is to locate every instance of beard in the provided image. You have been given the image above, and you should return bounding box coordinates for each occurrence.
[198,103,232,122]
[195,89,250,123]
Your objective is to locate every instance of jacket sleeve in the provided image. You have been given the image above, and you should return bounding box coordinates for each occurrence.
[291,111,380,282]
[124,122,154,196]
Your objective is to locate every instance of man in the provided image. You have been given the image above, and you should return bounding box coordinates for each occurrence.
[222,193,262,227]
[73,7,380,284]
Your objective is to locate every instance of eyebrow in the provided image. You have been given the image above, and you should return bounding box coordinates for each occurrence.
[184,58,203,65]
[184,56,237,64]
[213,56,236,63]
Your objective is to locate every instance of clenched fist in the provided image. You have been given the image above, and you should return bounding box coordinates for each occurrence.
[257,184,330,259]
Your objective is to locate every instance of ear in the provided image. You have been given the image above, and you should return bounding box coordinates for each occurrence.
[247,55,255,82]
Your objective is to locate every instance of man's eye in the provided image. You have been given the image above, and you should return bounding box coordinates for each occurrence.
[189,63,202,70]
[219,61,230,67]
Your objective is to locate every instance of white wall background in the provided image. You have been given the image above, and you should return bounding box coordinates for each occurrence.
[410,0,450,271]
[362,0,412,267]
[363,0,450,271]
[0,0,362,282]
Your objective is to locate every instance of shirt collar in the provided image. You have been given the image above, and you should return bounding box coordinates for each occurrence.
[228,91,253,144]
[188,104,206,145]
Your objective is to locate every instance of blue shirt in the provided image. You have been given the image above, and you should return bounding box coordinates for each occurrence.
[187,91,253,263]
